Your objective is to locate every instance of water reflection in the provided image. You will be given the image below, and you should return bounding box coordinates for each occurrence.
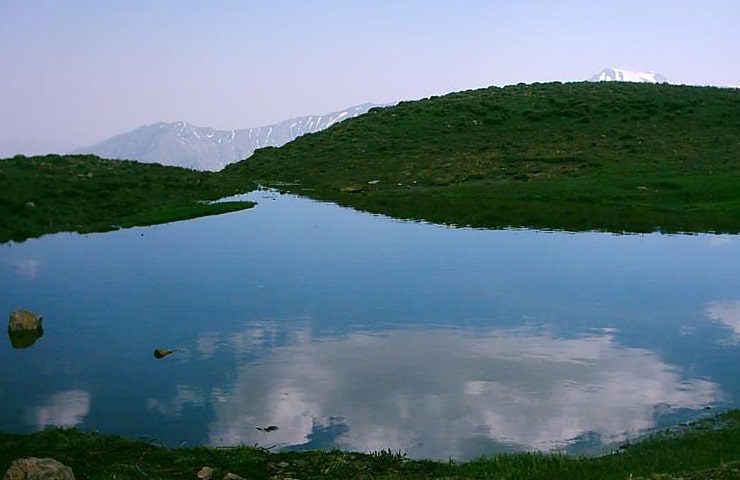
[32,390,90,429]
[706,300,740,343]
[8,329,44,349]
[708,236,734,247]
[1,192,738,458]
[208,326,718,459]
[147,385,205,417]
[195,332,221,359]
[3,258,41,279]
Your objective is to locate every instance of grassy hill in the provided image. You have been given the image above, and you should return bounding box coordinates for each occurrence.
[2,82,739,241]
[0,154,254,243]
[225,81,740,233]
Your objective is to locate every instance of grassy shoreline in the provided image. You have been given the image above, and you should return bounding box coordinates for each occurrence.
[2,410,739,479]
[225,82,740,234]
[0,154,255,243]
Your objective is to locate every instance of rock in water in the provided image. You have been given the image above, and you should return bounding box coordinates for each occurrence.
[8,309,43,332]
[153,348,180,359]
[3,457,75,480]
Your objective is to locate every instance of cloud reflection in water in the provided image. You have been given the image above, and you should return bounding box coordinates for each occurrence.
[208,326,718,459]
[32,390,91,429]
[706,300,740,343]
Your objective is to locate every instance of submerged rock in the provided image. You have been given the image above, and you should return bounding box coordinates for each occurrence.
[8,309,43,332]
[3,457,75,480]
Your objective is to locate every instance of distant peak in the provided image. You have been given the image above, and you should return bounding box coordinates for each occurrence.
[76,101,382,171]
[589,67,668,84]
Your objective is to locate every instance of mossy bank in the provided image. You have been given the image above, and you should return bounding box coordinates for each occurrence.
[0,154,255,243]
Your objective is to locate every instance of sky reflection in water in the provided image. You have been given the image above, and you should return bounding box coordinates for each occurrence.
[0,191,738,459]
[205,324,717,459]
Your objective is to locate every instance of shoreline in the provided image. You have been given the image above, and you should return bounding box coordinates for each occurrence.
[2,410,739,479]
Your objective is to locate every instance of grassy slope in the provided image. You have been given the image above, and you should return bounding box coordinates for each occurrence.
[0,154,255,242]
[1,411,739,480]
[225,82,740,233]
[3,83,739,240]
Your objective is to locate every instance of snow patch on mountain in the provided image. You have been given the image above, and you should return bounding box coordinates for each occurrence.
[77,103,387,171]
[589,68,668,84]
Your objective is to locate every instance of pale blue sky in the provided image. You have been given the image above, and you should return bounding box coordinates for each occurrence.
[0,0,738,154]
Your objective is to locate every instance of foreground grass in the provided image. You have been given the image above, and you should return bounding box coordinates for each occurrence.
[1,411,739,479]
[225,81,740,233]
[0,154,255,242]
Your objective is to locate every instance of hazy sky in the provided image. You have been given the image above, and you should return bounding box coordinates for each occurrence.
[1,0,738,154]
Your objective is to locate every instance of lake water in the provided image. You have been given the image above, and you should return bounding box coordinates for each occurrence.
[1,191,739,459]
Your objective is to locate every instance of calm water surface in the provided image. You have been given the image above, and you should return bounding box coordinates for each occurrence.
[1,191,739,459]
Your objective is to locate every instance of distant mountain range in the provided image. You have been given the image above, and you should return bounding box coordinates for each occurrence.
[589,67,668,84]
[80,69,673,171]
[77,103,385,171]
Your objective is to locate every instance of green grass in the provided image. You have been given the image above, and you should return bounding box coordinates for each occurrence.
[1,410,739,479]
[0,154,255,242]
[224,81,740,233]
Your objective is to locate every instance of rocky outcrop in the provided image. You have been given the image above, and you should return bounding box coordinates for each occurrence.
[3,457,75,480]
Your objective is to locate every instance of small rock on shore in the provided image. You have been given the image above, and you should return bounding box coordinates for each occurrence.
[196,466,213,480]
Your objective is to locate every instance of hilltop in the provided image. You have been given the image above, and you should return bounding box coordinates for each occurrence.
[225,81,740,233]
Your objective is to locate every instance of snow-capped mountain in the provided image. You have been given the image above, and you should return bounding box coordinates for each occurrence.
[78,103,385,171]
[589,68,668,84]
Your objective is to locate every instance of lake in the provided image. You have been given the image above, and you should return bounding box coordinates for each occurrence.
[1,190,739,460]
